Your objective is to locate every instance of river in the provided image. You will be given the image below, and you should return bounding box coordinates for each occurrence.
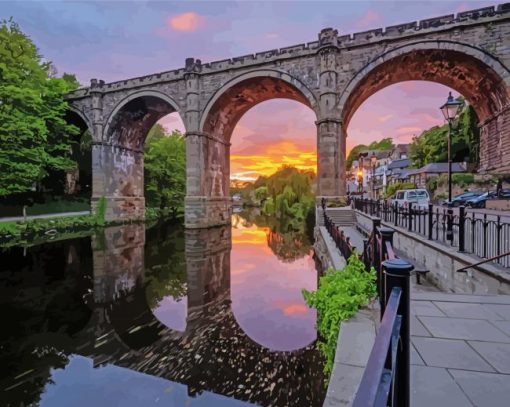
[0,211,326,407]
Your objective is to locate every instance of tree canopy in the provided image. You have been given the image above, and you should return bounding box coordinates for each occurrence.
[144,126,186,215]
[346,137,393,169]
[409,100,479,168]
[0,19,80,198]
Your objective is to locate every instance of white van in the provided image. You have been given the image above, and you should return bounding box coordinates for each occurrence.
[392,189,430,210]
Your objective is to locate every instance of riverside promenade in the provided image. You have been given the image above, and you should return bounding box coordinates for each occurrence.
[320,207,510,406]
[411,290,510,407]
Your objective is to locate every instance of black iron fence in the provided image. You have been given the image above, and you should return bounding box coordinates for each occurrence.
[353,198,510,268]
[324,213,355,259]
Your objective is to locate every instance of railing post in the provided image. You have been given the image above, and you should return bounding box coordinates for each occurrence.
[383,258,414,407]
[428,203,433,240]
[394,202,398,227]
[379,227,395,315]
[408,203,413,232]
[458,206,465,252]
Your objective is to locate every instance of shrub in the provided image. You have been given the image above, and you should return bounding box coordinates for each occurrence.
[452,173,475,187]
[426,177,438,194]
[302,254,376,377]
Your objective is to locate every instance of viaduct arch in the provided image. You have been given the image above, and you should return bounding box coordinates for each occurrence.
[66,4,510,228]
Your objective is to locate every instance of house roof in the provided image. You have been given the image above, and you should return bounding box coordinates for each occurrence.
[359,150,390,160]
[387,158,411,170]
[407,162,466,175]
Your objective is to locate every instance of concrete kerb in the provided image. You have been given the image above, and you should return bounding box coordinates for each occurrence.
[323,303,379,407]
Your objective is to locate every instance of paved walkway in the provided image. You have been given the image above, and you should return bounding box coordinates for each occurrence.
[0,210,90,222]
[411,291,510,407]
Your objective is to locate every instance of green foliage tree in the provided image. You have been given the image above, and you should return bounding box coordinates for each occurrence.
[0,19,80,198]
[346,137,393,169]
[409,100,479,168]
[144,128,186,215]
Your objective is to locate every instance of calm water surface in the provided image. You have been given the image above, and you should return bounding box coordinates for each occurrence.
[0,213,326,407]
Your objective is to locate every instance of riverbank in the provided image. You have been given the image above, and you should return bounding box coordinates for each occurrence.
[0,204,182,248]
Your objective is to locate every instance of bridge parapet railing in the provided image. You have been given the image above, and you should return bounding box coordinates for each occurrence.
[353,198,510,268]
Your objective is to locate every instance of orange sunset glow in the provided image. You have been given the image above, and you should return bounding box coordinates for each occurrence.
[230,100,317,182]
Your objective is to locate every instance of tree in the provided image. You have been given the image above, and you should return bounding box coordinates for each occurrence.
[144,128,186,214]
[346,137,394,169]
[408,100,479,168]
[0,19,80,198]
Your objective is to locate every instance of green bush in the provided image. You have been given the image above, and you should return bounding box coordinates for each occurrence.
[426,177,438,194]
[452,173,475,187]
[302,254,376,377]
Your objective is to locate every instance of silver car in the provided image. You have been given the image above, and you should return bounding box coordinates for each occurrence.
[392,189,430,210]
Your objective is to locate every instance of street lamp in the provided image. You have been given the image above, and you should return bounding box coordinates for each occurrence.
[358,152,365,194]
[440,91,462,203]
[371,152,377,199]
[440,91,462,241]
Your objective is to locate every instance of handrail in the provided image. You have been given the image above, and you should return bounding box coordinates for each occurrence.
[457,251,510,272]
[353,287,402,407]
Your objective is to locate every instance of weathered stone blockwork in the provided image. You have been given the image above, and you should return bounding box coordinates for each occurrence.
[67,4,510,227]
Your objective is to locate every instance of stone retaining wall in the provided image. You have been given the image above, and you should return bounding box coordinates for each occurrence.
[356,210,510,294]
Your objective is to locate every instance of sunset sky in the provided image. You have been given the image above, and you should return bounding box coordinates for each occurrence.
[2,0,493,181]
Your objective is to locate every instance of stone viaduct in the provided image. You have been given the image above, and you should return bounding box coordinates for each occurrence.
[66,4,510,228]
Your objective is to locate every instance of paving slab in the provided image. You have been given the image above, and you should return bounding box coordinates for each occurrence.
[411,343,424,366]
[411,300,445,317]
[334,321,375,367]
[411,292,510,304]
[483,303,510,320]
[411,315,431,337]
[490,320,510,336]
[448,369,510,407]
[419,316,510,342]
[411,366,473,407]
[433,301,504,320]
[412,337,495,372]
[468,341,510,374]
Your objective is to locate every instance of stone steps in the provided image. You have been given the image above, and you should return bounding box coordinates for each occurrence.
[325,208,356,226]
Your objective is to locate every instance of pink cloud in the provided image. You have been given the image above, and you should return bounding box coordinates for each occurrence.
[357,9,381,29]
[167,12,205,32]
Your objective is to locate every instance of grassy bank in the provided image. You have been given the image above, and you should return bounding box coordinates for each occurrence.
[0,200,182,247]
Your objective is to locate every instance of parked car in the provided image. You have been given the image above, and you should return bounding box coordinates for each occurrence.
[441,191,483,207]
[392,189,430,210]
[465,191,497,208]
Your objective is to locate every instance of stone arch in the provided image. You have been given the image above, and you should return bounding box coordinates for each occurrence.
[339,40,510,174]
[67,105,94,134]
[104,90,184,151]
[93,91,185,220]
[339,40,510,128]
[199,69,318,141]
[186,70,318,228]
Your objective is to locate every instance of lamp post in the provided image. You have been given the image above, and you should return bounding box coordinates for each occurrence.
[358,152,365,194]
[440,92,462,241]
[371,152,377,199]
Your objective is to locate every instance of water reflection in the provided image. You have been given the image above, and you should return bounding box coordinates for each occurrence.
[230,214,317,351]
[0,215,326,407]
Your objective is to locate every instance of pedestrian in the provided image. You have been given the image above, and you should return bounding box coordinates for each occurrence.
[497,178,503,198]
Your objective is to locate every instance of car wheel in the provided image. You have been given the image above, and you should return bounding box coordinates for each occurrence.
[453,201,460,207]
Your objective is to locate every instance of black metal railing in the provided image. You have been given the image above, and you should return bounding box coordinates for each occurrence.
[353,215,414,407]
[353,198,510,268]
[324,213,356,259]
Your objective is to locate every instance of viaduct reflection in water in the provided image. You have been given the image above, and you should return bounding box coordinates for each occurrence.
[0,217,326,407]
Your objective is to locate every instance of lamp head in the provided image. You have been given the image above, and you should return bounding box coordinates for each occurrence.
[440,92,462,121]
